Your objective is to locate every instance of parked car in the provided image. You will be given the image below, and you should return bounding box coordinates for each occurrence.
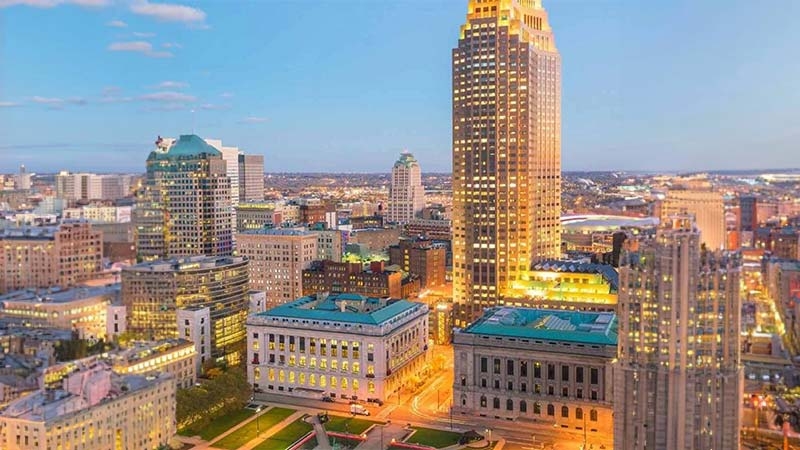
[322,396,335,403]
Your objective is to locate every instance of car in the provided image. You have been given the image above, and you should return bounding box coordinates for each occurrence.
[367,398,384,406]
[322,396,335,403]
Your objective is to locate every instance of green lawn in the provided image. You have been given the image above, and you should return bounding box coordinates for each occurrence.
[405,427,462,448]
[252,417,314,450]
[213,407,296,449]
[178,408,254,440]
[324,415,381,435]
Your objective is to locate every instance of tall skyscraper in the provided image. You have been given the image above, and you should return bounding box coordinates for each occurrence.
[387,152,425,224]
[238,153,265,202]
[614,215,742,450]
[452,0,562,325]
[134,135,232,261]
[660,188,726,251]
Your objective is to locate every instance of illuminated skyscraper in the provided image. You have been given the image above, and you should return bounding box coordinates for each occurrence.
[614,215,742,450]
[134,135,232,261]
[387,152,425,224]
[452,0,562,325]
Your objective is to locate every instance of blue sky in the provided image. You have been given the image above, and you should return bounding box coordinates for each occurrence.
[1,0,799,174]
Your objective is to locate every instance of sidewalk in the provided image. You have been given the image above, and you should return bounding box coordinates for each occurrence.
[308,414,333,450]
[237,410,305,450]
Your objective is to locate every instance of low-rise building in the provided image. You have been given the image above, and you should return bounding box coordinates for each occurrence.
[389,238,447,289]
[111,339,197,389]
[453,307,616,439]
[247,292,429,401]
[0,364,175,450]
[0,285,120,340]
[302,260,402,298]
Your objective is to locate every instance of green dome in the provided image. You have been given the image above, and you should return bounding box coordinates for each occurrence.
[148,135,221,160]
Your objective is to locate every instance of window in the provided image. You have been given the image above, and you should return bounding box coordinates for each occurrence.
[534,362,541,378]
[493,358,501,374]
[547,364,555,380]
[494,380,500,389]
[561,387,568,398]
[548,386,554,396]
[561,406,569,418]
[534,383,541,394]
[577,388,583,399]
[521,382,527,392]
[590,410,598,422]
[519,400,527,413]
[591,390,598,401]
[547,404,554,416]
[590,368,599,385]
[506,399,513,411]
[481,378,487,388]
[520,361,528,377]
[534,402,541,414]
[507,381,513,391]
[480,357,488,372]
[561,366,569,382]
[507,360,514,376]
[493,397,500,409]
[461,376,466,386]
[575,408,583,420]
[576,367,584,384]
[480,395,487,407]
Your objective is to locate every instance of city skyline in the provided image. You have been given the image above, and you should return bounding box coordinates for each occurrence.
[2,0,800,173]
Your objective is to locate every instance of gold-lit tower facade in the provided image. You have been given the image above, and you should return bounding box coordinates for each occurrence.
[452,0,562,325]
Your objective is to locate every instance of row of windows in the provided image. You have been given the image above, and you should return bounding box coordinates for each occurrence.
[476,395,599,421]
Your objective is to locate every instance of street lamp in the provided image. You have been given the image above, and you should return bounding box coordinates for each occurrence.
[485,428,492,445]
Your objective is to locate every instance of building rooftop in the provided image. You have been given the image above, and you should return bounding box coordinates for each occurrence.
[253,292,424,326]
[239,228,316,237]
[1,364,170,422]
[0,284,120,305]
[462,307,617,346]
[394,152,419,168]
[531,259,619,292]
[112,339,195,365]
[123,255,246,272]
[561,214,659,232]
[148,134,221,161]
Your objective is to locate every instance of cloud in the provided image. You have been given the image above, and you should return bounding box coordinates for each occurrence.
[0,101,21,107]
[139,91,196,103]
[162,42,182,49]
[130,0,205,23]
[198,103,231,111]
[219,92,234,99]
[0,0,109,8]
[132,31,156,38]
[30,96,87,108]
[108,41,172,58]
[239,116,269,124]
[155,80,188,90]
[107,19,127,28]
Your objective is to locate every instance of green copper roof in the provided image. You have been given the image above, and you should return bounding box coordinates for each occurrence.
[463,307,618,346]
[148,135,221,160]
[394,152,419,168]
[255,293,423,326]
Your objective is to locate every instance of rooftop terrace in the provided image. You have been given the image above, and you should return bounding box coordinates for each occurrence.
[463,307,617,346]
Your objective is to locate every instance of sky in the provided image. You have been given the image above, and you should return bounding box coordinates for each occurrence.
[1,0,799,174]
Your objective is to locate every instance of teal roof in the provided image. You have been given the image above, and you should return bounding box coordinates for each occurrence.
[464,307,617,346]
[394,152,419,168]
[256,293,422,326]
[148,135,221,160]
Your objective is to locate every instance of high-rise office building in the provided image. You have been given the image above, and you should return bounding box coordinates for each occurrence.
[614,215,742,450]
[739,195,758,247]
[236,229,318,308]
[134,135,232,261]
[660,188,726,251]
[121,255,250,365]
[238,153,265,202]
[452,0,562,325]
[14,165,31,190]
[387,152,424,224]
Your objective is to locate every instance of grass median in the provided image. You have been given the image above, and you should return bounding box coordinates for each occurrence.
[252,416,314,450]
[213,407,296,449]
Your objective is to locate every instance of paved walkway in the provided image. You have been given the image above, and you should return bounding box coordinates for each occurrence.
[308,414,332,450]
[236,410,305,450]
[354,422,409,450]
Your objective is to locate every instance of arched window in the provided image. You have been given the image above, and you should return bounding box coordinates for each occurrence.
[461,376,466,386]
[462,395,467,406]
[534,402,541,414]
[576,407,583,420]
[506,399,513,411]
[561,406,569,418]
[519,400,527,413]
[480,395,487,407]
[493,397,500,409]
[590,409,598,422]
[547,404,555,416]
